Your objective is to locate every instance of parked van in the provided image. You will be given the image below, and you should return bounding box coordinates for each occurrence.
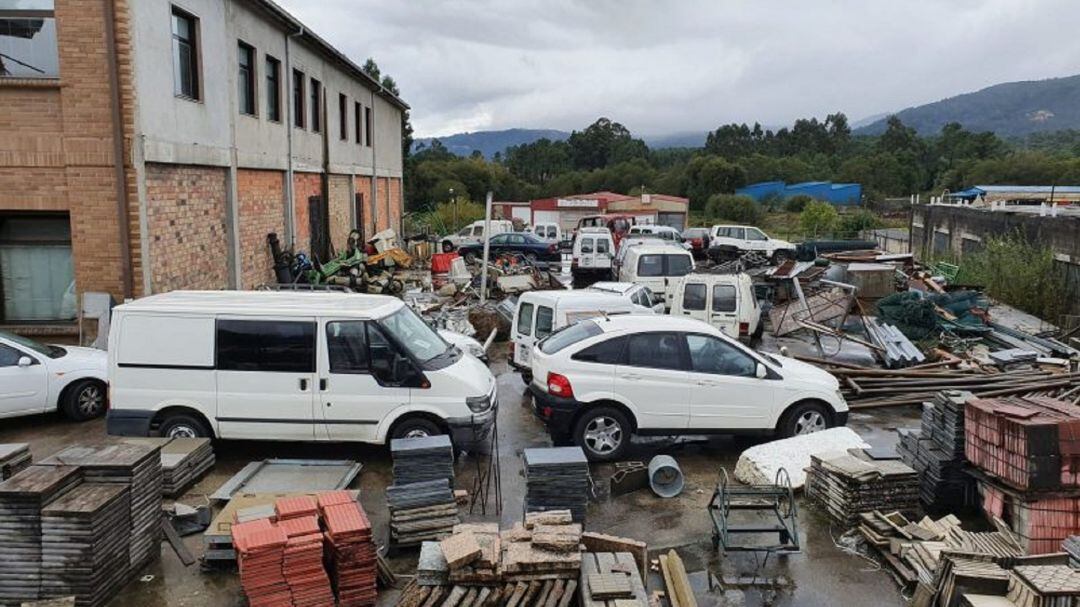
[509,290,648,381]
[670,273,763,340]
[617,244,695,309]
[585,282,665,314]
[571,227,615,280]
[441,219,514,251]
[628,224,689,249]
[105,291,497,449]
[528,222,561,243]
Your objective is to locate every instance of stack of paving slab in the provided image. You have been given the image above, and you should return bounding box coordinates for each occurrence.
[386,478,459,547]
[898,390,975,508]
[277,513,336,607]
[1063,536,1080,568]
[523,447,590,523]
[391,436,455,485]
[41,483,132,607]
[1006,565,1080,607]
[40,442,164,570]
[321,491,378,607]
[806,448,920,526]
[0,465,82,606]
[0,443,31,480]
[122,436,215,497]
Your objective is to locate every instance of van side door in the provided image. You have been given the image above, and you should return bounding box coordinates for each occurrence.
[317,319,409,442]
[215,318,317,440]
[676,281,708,324]
[708,283,740,337]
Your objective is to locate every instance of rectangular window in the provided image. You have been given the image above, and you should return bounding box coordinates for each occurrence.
[626,333,684,370]
[712,284,737,312]
[0,0,59,78]
[265,56,280,121]
[364,106,372,146]
[338,93,348,140]
[292,69,305,128]
[0,214,73,322]
[171,7,199,99]
[310,78,321,133]
[516,302,534,337]
[327,321,368,373]
[237,41,255,116]
[535,306,554,339]
[354,101,362,143]
[682,283,706,311]
[216,319,315,373]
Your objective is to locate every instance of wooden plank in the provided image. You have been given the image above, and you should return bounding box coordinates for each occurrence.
[505,581,530,607]
[421,586,447,607]
[545,579,566,607]
[443,585,468,607]
[535,580,554,606]
[659,554,680,607]
[162,516,196,566]
[666,550,698,607]
[557,580,577,607]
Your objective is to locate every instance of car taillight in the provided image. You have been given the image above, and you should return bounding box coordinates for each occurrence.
[546,372,574,399]
[739,322,749,336]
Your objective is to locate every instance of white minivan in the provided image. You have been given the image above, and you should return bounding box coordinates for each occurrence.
[442,219,514,252]
[528,222,562,243]
[571,227,615,280]
[669,273,763,341]
[617,244,695,309]
[105,291,497,449]
[509,290,648,382]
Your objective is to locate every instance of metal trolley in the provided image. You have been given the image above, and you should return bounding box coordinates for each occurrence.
[708,467,800,556]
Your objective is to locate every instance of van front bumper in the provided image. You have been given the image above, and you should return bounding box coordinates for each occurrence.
[446,404,497,453]
[106,409,154,437]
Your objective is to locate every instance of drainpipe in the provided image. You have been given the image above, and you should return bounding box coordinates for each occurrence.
[369,88,378,234]
[284,25,304,248]
[103,0,133,299]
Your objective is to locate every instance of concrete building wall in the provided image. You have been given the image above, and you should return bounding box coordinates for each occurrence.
[236,169,285,287]
[144,163,230,291]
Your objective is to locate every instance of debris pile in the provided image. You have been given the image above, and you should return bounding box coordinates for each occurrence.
[898,390,976,508]
[0,442,31,480]
[386,478,460,548]
[391,435,455,485]
[805,449,920,525]
[523,447,591,523]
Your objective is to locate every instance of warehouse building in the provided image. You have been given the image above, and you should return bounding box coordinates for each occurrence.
[0,0,406,327]
[737,180,863,206]
[528,191,689,231]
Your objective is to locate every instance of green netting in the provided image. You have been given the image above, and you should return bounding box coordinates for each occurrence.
[875,290,991,340]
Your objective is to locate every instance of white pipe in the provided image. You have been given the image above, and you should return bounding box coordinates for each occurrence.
[480,191,494,303]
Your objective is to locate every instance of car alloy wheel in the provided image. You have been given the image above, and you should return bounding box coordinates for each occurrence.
[583,415,623,455]
[76,384,105,417]
[403,428,431,439]
[166,424,199,439]
[793,410,826,435]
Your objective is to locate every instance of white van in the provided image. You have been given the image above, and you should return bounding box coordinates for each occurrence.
[509,290,647,381]
[617,244,695,309]
[528,222,562,243]
[585,282,665,314]
[628,225,689,250]
[571,227,615,280]
[442,219,514,251]
[670,273,763,340]
[105,291,496,449]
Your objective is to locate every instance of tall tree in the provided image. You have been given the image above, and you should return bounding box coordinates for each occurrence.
[362,58,413,162]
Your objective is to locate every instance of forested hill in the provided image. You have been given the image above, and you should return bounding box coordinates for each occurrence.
[412,129,570,159]
[856,74,1080,137]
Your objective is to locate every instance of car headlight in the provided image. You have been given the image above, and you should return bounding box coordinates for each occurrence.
[836,389,846,403]
[466,393,492,413]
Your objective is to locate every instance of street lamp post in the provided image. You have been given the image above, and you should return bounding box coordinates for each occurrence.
[449,187,457,231]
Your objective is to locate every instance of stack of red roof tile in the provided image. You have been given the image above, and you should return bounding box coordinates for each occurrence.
[321,498,377,607]
[276,495,319,521]
[232,518,292,606]
[278,515,335,607]
[981,482,1080,555]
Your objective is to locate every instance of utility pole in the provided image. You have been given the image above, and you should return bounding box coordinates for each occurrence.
[450,187,457,231]
[480,191,493,303]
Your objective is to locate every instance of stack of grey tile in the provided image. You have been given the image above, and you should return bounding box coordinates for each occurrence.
[523,447,590,523]
[41,483,132,607]
[806,449,920,526]
[897,390,974,509]
[1064,536,1080,569]
[386,478,460,547]
[416,541,449,586]
[160,437,215,497]
[40,442,163,570]
[0,464,82,605]
[391,435,455,485]
[0,443,31,480]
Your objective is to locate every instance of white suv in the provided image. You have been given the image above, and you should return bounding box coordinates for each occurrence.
[528,315,847,461]
[708,225,796,264]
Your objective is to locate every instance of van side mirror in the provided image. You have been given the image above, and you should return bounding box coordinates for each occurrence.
[755,362,767,379]
[17,356,32,368]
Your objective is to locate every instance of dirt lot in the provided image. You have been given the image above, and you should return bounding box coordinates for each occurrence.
[0,341,919,607]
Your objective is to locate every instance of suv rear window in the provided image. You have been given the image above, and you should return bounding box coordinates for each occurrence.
[667,254,692,276]
[572,335,626,364]
[539,320,601,354]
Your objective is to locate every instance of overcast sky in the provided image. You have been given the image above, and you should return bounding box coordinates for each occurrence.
[277,0,1080,138]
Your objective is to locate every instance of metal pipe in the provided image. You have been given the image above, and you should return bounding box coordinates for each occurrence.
[103,0,132,298]
[284,25,304,247]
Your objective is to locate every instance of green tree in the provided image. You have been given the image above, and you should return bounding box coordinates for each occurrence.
[362,58,413,164]
[705,194,762,224]
[566,117,647,170]
[784,194,813,212]
[799,201,839,238]
[685,156,747,208]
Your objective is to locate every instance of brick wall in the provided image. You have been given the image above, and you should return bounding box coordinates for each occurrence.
[237,169,285,288]
[376,177,390,232]
[388,177,403,235]
[144,163,229,292]
[293,172,321,252]
[354,175,373,238]
[327,174,352,252]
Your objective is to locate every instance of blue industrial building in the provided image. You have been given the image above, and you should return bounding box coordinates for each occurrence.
[736,181,863,206]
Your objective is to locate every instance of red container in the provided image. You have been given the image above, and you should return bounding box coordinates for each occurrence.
[430,252,459,273]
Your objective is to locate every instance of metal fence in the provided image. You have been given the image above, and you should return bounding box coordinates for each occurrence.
[861,228,911,254]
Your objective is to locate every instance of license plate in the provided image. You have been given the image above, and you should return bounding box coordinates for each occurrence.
[520,345,531,364]
[582,257,592,266]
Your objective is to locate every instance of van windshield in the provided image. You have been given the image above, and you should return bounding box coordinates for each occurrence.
[378,307,451,364]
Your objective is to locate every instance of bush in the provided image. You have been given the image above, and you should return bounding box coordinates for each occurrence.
[953,232,1068,321]
[705,194,763,224]
[799,200,839,238]
[427,198,486,234]
[837,209,885,238]
[783,194,813,213]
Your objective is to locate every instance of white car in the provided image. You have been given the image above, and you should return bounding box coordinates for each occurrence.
[708,225,796,264]
[585,282,665,314]
[0,330,108,421]
[628,225,690,250]
[528,315,847,461]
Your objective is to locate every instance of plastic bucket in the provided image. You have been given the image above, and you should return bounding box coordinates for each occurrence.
[648,455,684,498]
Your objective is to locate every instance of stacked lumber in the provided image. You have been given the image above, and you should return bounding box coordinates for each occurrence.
[523,447,590,523]
[898,390,976,508]
[40,483,132,607]
[965,396,1080,491]
[386,478,460,547]
[805,449,920,525]
[932,553,1011,607]
[0,443,31,480]
[391,436,455,485]
[657,550,697,607]
[322,495,378,607]
[1007,565,1080,607]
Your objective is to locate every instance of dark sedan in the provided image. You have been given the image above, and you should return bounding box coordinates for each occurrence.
[457,232,562,265]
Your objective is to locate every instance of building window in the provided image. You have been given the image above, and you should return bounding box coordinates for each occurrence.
[237,41,255,116]
[310,78,321,133]
[354,101,362,144]
[338,93,347,140]
[0,214,74,322]
[265,55,281,121]
[0,0,59,78]
[364,106,372,146]
[171,6,200,100]
[292,69,304,128]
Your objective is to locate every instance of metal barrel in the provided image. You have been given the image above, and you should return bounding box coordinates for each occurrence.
[648,454,684,498]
